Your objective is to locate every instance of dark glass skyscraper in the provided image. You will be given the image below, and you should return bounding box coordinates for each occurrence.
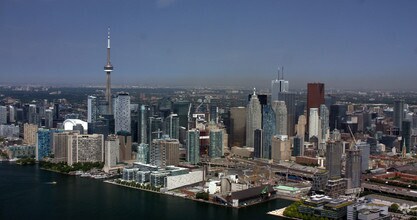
[329,104,347,131]
[262,105,276,159]
[394,100,404,131]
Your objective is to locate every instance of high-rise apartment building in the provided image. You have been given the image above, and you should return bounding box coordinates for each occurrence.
[138,105,149,144]
[114,92,131,133]
[87,96,98,123]
[209,128,223,158]
[186,129,200,165]
[137,143,149,164]
[8,105,15,123]
[0,106,7,124]
[36,129,63,161]
[104,135,120,169]
[326,140,343,179]
[118,132,132,162]
[24,123,38,146]
[67,133,104,166]
[53,131,79,163]
[150,138,180,167]
[346,148,361,189]
[164,113,179,140]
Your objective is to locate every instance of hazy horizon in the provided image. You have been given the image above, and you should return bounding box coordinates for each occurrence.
[1,0,417,90]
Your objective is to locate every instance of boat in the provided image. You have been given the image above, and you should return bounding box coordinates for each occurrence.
[81,173,92,178]
[45,181,57,184]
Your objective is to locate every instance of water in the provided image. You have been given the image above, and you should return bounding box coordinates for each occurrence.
[0,162,291,219]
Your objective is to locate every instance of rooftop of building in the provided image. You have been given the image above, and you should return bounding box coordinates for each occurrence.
[365,194,417,206]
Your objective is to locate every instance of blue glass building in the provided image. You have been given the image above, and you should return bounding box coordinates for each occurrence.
[36,129,63,161]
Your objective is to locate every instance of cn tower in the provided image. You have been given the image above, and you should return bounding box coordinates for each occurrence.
[104,27,113,114]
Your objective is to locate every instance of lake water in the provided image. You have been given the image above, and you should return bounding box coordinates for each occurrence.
[0,162,291,219]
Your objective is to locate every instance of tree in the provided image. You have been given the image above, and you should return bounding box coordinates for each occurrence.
[389,203,400,213]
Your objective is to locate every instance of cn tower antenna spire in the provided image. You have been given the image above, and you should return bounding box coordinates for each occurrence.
[104,26,113,115]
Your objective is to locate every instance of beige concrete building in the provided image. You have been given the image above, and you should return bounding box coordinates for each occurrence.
[150,138,180,167]
[271,135,291,162]
[23,123,38,146]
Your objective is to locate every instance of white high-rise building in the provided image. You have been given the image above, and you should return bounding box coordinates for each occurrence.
[114,92,131,133]
[272,101,287,135]
[87,96,98,123]
[319,104,329,142]
[8,106,15,123]
[309,108,320,139]
[246,89,262,148]
[67,133,104,166]
[104,135,120,170]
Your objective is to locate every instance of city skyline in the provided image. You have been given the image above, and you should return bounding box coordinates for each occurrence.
[1,0,417,90]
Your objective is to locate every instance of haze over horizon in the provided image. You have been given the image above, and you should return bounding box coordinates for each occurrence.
[1,0,417,90]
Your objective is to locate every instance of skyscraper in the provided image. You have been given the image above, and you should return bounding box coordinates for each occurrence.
[329,104,347,131]
[164,113,180,140]
[309,108,319,139]
[104,27,113,115]
[209,128,223,158]
[307,83,325,111]
[402,120,411,153]
[254,129,263,158]
[394,100,404,131]
[67,133,104,166]
[271,135,291,162]
[307,83,325,132]
[87,96,98,123]
[230,107,246,147]
[272,101,287,136]
[326,140,343,179]
[148,117,163,144]
[150,137,180,167]
[137,143,149,164]
[138,105,149,144]
[118,132,132,162]
[8,105,15,123]
[186,129,200,164]
[104,135,120,170]
[319,104,329,156]
[271,67,289,102]
[246,89,262,148]
[262,105,276,159]
[357,142,370,172]
[278,92,297,136]
[346,148,361,189]
[114,92,131,133]
[0,106,7,124]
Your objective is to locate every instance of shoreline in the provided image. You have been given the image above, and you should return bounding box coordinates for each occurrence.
[267,207,299,219]
[38,165,298,210]
[105,179,296,209]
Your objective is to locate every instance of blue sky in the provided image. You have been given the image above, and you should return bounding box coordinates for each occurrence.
[1,0,417,90]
